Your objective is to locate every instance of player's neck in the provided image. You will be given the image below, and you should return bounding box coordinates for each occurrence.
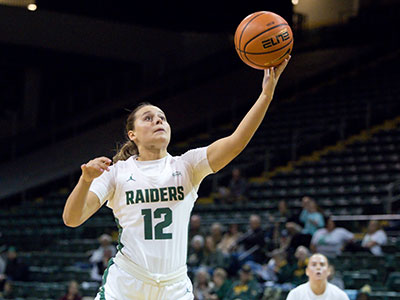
[137,148,167,161]
[309,280,327,295]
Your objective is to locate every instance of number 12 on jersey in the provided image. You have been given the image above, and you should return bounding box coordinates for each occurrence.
[141,207,173,240]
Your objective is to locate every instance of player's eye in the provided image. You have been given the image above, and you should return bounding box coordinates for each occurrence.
[144,116,152,121]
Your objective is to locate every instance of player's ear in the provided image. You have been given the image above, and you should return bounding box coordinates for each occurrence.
[305,266,309,277]
[128,130,136,143]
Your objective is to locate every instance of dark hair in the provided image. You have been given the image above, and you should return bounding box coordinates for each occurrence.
[113,102,152,163]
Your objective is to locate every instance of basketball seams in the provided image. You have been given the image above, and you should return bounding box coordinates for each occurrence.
[236,12,266,64]
[244,40,293,68]
[234,11,293,69]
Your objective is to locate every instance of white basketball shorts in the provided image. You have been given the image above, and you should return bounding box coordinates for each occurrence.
[94,254,194,300]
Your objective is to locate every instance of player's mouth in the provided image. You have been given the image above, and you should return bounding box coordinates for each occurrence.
[154,128,166,133]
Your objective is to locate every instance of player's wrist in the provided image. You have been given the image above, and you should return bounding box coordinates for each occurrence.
[80,175,93,184]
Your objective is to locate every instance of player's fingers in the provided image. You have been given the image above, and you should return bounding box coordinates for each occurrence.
[98,156,112,165]
[275,56,290,79]
[100,161,111,171]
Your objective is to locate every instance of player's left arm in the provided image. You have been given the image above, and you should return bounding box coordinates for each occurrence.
[207,57,290,173]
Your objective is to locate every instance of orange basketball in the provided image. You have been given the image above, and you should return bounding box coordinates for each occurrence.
[234,11,293,69]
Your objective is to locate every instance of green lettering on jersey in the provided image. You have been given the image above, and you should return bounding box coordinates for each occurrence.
[160,187,168,201]
[126,186,184,206]
[177,186,184,200]
[136,189,145,203]
[126,191,134,205]
[168,186,177,200]
[150,188,159,202]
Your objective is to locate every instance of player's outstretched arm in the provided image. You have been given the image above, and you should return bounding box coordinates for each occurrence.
[63,157,111,227]
[207,57,290,173]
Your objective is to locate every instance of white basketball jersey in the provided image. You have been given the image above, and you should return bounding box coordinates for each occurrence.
[89,147,213,274]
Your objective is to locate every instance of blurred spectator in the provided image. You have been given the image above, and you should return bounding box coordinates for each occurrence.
[235,215,267,264]
[208,268,232,300]
[285,222,310,256]
[215,168,248,204]
[225,264,262,300]
[203,236,228,273]
[58,280,82,300]
[361,220,387,256]
[4,246,29,282]
[228,168,248,203]
[210,222,224,246]
[193,267,213,300]
[89,234,116,262]
[0,280,15,299]
[291,246,310,286]
[328,264,345,290]
[356,292,371,300]
[271,200,294,247]
[189,215,206,241]
[346,220,388,256]
[275,200,293,222]
[188,235,205,273]
[0,251,5,276]
[91,248,113,282]
[310,216,354,258]
[218,223,242,255]
[0,249,5,291]
[299,197,325,235]
[89,234,116,282]
[253,248,293,283]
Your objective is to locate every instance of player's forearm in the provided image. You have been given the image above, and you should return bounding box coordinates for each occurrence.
[207,93,272,172]
[62,176,91,227]
[231,93,272,151]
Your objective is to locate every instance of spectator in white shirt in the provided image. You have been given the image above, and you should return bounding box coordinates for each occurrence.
[310,216,354,258]
[361,220,387,256]
[89,234,117,281]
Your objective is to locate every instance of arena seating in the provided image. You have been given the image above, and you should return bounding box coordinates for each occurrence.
[1,28,400,300]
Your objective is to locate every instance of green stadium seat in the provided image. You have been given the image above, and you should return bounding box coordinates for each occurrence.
[386,272,400,292]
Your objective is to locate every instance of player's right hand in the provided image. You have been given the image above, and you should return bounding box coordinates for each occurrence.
[81,157,112,183]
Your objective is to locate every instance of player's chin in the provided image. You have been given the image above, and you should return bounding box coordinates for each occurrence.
[153,136,170,147]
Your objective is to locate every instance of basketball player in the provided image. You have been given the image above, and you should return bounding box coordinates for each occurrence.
[286,253,349,300]
[62,57,290,300]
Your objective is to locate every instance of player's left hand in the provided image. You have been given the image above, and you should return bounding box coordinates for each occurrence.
[261,55,291,100]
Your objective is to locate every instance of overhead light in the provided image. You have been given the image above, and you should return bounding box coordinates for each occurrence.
[292,0,299,5]
[27,3,36,11]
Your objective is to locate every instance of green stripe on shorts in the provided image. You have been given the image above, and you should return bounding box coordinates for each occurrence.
[99,258,114,300]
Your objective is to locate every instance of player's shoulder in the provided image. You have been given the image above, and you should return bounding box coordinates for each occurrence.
[111,157,133,172]
[327,283,349,299]
[287,282,308,298]
[173,147,208,163]
[110,156,134,176]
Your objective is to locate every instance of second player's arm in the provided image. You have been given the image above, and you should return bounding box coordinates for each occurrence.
[62,177,101,227]
[207,57,290,173]
[63,157,111,227]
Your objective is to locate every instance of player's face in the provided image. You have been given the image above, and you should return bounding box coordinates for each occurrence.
[306,254,330,282]
[129,105,171,150]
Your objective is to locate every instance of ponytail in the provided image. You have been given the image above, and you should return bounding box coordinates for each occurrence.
[113,140,138,163]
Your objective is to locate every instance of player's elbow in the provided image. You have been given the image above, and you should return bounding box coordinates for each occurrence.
[62,212,81,228]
